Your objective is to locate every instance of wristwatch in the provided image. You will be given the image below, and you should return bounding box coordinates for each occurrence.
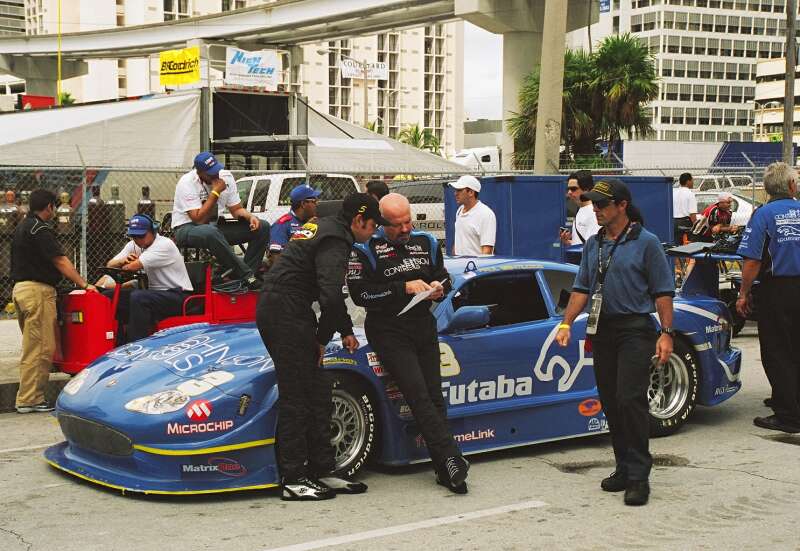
[659,327,674,337]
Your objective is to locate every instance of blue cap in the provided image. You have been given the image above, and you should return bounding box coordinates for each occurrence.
[128,214,154,237]
[193,151,223,176]
[289,184,322,203]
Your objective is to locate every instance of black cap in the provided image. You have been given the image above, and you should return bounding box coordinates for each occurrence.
[581,178,632,203]
[341,192,390,226]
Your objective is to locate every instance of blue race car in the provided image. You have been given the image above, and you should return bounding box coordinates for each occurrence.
[46,256,742,495]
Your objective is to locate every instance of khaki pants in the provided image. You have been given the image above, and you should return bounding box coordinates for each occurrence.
[13,281,58,407]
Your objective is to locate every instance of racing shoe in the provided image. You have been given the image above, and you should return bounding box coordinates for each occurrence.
[16,402,54,414]
[444,456,470,487]
[753,415,800,434]
[624,480,650,506]
[435,472,468,495]
[600,470,627,492]
[317,475,368,495]
[245,274,262,291]
[280,477,336,501]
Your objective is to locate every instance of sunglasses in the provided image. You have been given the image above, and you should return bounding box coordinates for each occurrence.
[593,199,612,209]
[567,186,580,192]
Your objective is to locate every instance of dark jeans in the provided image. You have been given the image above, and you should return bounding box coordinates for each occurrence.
[256,290,335,480]
[591,314,657,481]
[756,277,800,425]
[364,312,460,468]
[108,288,186,343]
[175,219,269,280]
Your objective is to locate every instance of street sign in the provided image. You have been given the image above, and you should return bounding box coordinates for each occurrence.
[599,0,611,13]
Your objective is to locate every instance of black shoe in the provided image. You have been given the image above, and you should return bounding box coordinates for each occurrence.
[245,275,262,291]
[443,456,469,487]
[280,477,336,501]
[600,470,627,492]
[753,415,800,434]
[435,473,468,494]
[624,480,650,506]
[317,475,368,494]
[763,397,774,408]
[16,402,54,414]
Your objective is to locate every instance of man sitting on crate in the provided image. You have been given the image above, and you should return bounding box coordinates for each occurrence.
[101,214,194,343]
[172,152,269,290]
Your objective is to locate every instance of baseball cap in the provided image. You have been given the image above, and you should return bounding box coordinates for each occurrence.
[128,214,154,237]
[450,174,481,193]
[341,193,390,226]
[193,152,224,177]
[289,184,322,203]
[717,192,733,202]
[581,178,632,203]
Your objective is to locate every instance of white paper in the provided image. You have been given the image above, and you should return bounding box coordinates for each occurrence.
[397,288,434,316]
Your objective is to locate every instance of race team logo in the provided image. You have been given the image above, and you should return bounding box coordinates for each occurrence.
[186,399,212,421]
[291,222,318,240]
[578,398,602,417]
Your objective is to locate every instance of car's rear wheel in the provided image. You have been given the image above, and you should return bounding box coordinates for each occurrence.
[331,374,378,477]
[648,339,699,437]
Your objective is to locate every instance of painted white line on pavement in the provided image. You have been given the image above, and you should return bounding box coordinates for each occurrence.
[263,499,547,551]
[0,443,59,455]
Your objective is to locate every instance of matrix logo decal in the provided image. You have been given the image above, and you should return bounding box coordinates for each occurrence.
[181,457,247,478]
[186,399,212,421]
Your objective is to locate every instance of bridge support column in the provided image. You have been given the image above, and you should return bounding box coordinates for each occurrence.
[0,55,87,99]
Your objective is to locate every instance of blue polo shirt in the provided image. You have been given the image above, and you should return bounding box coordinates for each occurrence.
[269,211,303,253]
[573,224,675,315]
[737,197,800,277]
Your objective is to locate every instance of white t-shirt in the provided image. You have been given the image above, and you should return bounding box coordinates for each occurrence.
[171,169,241,228]
[571,203,600,245]
[672,186,697,218]
[454,201,497,256]
[112,234,193,291]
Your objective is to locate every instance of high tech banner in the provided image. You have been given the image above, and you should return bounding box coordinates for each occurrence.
[224,47,279,90]
[159,46,200,86]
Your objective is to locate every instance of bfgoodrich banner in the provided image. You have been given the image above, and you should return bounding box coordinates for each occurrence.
[224,47,280,90]
[159,46,200,86]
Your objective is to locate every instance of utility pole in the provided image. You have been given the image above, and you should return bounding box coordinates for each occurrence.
[363,58,369,128]
[783,0,797,164]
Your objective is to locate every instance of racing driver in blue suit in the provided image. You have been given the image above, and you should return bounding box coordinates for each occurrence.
[268,184,321,265]
[346,193,470,494]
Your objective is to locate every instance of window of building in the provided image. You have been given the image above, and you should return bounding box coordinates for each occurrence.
[718,85,730,102]
[692,131,704,140]
[724,108,736,125]
[686,108,698,124]
[667,35,679,53]
[714,15,727,33]
[688,12,701,31]
[661,106,672,123]
[665,82,679,100]
[737,109,749,125]
[675,59,686,77]
[664,130,679,141]
[738,63,751,80]
[732,86,744,102]
[631,14,643,32]
[725,62,738,79]
[758,41,771,58]
[693,84,705,101]
[700,61,712,78]
[687,60,699,77]
[702,14,714,32]
[704,131,716,141]
[662,59,673,76]
[707,85,718,102]
[699,108,711,125]
[695,37,707,55]
[728,16,740,33]
[644,11,657,30]
[713,62,725,79]
[711,108,723,124]
[707,38,720,55]
[673,107,685,124]
[744,86,755,101]
[681,36,693,54]
[721,39,733,56]
[680,83,691,100]
[753,17,765,35]
[771,42,783,58]
[733,40,745,57]
[746,40,758,57]
[740,16,752,35]
[675,11,687,30]
[163,0,189,21]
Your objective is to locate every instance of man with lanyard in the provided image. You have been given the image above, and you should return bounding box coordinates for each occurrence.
[556,179,675,506]
[257,193,384,500]
[672,172,697,245]
[737,162,800,434]
[346,193,470,494]
[12,189,96,413]
[268,184,321,263]
[103,214,193,343]
[697,192,739,242]
[560,170,600,246]
[172,152,269,289]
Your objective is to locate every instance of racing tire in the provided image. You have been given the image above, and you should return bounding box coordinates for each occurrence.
[648,339,699,437]
[331,374,379,478]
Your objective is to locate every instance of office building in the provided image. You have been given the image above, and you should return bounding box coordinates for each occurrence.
[753,57,800,143]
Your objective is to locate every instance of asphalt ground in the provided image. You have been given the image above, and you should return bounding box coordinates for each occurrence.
[0,324,798,551]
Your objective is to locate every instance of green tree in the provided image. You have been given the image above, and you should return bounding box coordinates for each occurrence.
[397,123,440,155]
[58,92,75,106]
[507,33,658,169]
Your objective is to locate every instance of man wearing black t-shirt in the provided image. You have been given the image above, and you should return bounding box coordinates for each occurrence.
[11,189,95,413]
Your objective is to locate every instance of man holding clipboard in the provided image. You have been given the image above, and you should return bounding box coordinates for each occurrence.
[346,193,470,494]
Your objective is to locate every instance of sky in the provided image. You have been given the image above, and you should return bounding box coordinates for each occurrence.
[462,22,502,121]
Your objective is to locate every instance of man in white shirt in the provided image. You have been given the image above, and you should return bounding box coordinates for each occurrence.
[450,175,496,256]
[172,152,269,288]
[105,214,194,342]
[560,170,600,246]
[672,172,698,245]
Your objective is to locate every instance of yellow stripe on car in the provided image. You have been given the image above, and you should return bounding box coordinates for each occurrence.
[132,438,275,456]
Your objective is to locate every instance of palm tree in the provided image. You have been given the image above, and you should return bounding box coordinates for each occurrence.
[591,33,659,155]
[58,92,75,106]
[397,123,441,155]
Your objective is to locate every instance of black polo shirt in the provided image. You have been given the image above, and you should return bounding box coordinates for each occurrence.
[11,214,65,287]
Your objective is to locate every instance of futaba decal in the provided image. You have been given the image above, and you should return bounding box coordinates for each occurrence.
[441,375,533,405]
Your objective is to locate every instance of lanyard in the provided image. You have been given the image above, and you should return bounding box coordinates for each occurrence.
[597,222,631,285]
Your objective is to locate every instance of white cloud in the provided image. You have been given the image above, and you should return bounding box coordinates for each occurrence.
[463,23,502,121]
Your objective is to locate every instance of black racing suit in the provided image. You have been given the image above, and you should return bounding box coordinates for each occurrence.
[256,214,355,481]
[346,228,461,469]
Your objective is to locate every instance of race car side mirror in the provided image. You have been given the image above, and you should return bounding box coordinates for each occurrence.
[445,305,491,333]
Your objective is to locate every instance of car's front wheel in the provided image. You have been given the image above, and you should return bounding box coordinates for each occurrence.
[331,374,378,477]
[648,339,699,437]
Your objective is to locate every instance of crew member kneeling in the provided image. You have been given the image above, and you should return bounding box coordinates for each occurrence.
[556,179,675,507]
[347,193,470,494]
[105,214,193,342]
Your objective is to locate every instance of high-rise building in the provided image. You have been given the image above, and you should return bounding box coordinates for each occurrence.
[0,0,24,35]
[20,0,464,155]
[567,0,796,143]
[753,58,800,143]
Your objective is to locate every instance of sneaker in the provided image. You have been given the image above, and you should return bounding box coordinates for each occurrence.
[16,403,54,414]
[444,456,470,487]
[600,470,627,493]
[763,397,774,408]
[435,472,468,494]
[624,480,650,506]
[317,475,368,494]
[753,415,800,434]
[280,477,335,501]
[245,275,262,291]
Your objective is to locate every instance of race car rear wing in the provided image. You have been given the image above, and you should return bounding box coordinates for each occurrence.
[667,242,742,299]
